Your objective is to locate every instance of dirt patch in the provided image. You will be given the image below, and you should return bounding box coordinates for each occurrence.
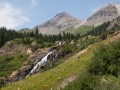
[110,31,120,42]
[57,75,78,90]
[27,48,33,54]
[70,48,88,60]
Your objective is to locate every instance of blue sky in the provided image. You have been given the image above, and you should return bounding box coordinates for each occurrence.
[0,0,120,30]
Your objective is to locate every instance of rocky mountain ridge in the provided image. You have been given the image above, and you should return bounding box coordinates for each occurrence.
[33,3,120,34]
[34,12,83,34]
[83,3,120,26]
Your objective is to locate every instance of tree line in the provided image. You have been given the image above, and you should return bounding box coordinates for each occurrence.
[0,18,119,48]
[0,27,81,48]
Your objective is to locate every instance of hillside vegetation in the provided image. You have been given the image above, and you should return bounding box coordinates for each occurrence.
[0,53,28,78]
[18,28,33,33]
[1,43,94,90]
[60,25,94,34]
[2,32,120,90]
[63,39,120,90]
[1,16,120,90]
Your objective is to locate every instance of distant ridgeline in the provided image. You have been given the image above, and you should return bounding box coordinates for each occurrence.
[0,17,120,48]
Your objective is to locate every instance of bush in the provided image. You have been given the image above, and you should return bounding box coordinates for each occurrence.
[0,79,4,88]
[63,71,100,90]
[13,38,32,45]
[100,32,108,40]
[39,42,54,48]
[61,44,72,54]
[13,38,23,44]
[94,75,119,90]
[31,44,39,52]
[88,39,120,77]
[80,38,95,50]
[23,38,31,44]
[0,53,28,78]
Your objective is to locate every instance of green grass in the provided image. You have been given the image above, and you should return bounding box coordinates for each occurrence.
[63,39,120,90]
[80,37,96,50]
[1,44,94,90]
[61,25,94,34]
[18,28,33,33]
[0,53,28,78]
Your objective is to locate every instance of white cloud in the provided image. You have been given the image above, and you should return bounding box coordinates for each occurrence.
[31,0,37,7]
[0,2,29,29]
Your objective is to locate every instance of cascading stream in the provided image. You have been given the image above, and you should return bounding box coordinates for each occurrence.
[26,51,53,77]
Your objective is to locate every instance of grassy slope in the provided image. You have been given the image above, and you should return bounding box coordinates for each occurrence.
[1,45,94,90]
[1,33,118,90]
[17,28,33,33]
[60,25,94,34]
[0,53,28,78]
[2,32,118,90]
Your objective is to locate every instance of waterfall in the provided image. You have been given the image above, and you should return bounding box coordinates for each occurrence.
[26,52,53,77]
[59,42,61,45]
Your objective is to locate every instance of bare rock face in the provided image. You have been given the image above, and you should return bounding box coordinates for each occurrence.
[33,12,82,35]
[27,46,64,75]
[84,3,120,26]
[0,41,28,56]
[4,65,33,83]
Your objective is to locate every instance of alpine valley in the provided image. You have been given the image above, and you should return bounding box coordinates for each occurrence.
[0,2,120,90]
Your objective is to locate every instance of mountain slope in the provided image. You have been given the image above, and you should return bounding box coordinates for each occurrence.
[1,15,120,90]
[1,45,93,90]
[2,30,120,90]
[33,12,83,35]
[107,16,120,30]
[83,3,120,26]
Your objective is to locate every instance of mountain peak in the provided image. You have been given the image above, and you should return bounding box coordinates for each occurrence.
[57,12,67,15]
[54,12,72,18]
[34,12,82,35]
[103,3,120,16]
[83,3,120,26]
[105,2,120,6]
[106,3,116,6]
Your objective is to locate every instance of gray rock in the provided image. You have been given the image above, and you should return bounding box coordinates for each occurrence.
[33,12,83,35]
[84,3,120,26]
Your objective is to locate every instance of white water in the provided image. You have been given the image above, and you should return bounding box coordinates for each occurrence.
[26,52,53,77]
[59,42,62,45]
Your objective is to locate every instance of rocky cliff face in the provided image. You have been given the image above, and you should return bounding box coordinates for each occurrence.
[34,12,82,35]
[84,3,120,26]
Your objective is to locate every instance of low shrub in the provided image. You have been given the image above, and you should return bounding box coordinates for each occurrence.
[61,44,72,54]
[0,53,28,78]
[63,71,100,90]
[88,39,120,77]
[31,44,39,52]
[80,38,95,50]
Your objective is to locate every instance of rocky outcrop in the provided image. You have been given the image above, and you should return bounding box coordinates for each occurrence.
[2,44,65,84]
[27,45,64,75]
[33,12,82,35]
[4,65,33,84]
